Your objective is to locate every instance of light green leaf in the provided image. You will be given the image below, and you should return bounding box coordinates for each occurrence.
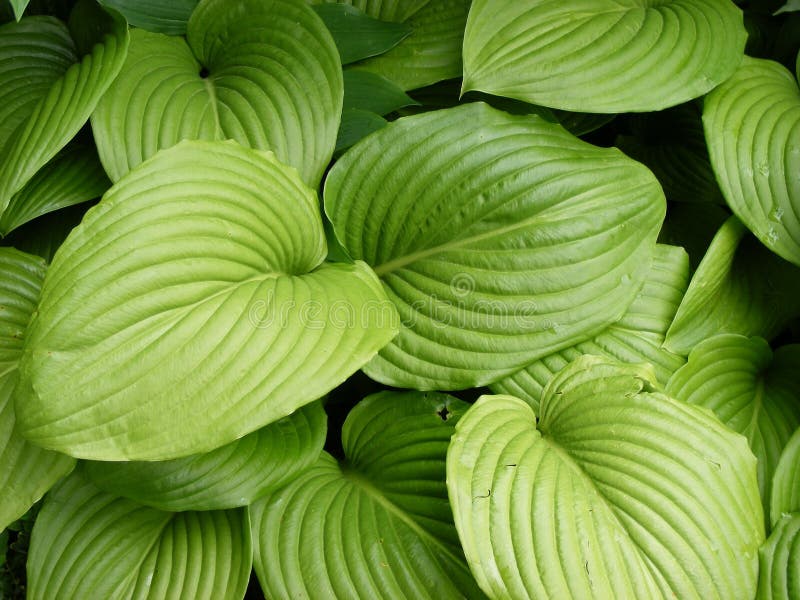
[249,390,484,599]
[775,0,800,14]
[771,428,800,526]
[462,0,747,113]
[0,10,128,219]
[83,401,326,511]
[10,0,28,20]
[325,102,665,390]
[0,139,108,235]
[27,470,251,600]
[15,141,398,461]
[98,0,198,35]
[354,0,469,91]
[757,514,800,600]
[311,0,430,22]
[0,248,74,531]
[703,56,800,266]
[343,69,419,115]
[665,216,800,355]
[492,244,688,410]
[335,108,387,154]
[91,0,342,187]
[666,334,800,529]
[312,3,412,64]
[448,357,764,600]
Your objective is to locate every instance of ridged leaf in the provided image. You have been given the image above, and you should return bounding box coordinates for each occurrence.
[0,9,128,219]
[757,514,800,600]
[15,141,398,460]
[666,334,800,529]
[83,401,326,511]
[249,391,484,599]
[771,428,800,526]
[703,56,800,266]
[325,102,665,389]
[665,216,800,355]
[91,0,342,187]
[27,471,251,600]
[492,244,688,410]
[462,0,747,112]
[97,0,198,35]
[448,358,764,600]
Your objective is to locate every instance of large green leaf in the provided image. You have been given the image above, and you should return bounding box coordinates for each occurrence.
[97,0,198,35]
[771,428,800,526]
[666,334,800,529]
[0,248,74,530]
[447,357,764,600]
[0,9,128,220]
[14,141,398,461]
[703,56,800,266]
[757,514,800,600]
[491,244,688,410]
[325,102,665,389]
[83,401,326,511]
[27,470,251,600]
[462,0,747,113]
[249,391,484,598]
[354,0,469,91]
[91,0,342,187]
[665,216,800,355]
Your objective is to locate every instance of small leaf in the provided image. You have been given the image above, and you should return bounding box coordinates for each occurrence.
[775,0,800,14]
[98,0,199,35]
[343,69,419,115]
[757,514,800,600]
[249,390,484,599]
[10,0,28,20]
[448,357,764,599]
[771,428,800,526]
[335,108,386,154]
[312,3,411,65]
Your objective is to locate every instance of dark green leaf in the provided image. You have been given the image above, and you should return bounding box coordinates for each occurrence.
[343,69,418,114]
[98,0,198,34]
[335,108,386,154]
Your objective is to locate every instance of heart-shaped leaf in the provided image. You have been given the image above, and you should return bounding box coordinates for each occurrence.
[15,140,398,461]
[703,56,800,266]
[0,248,74,530]
[665,216,800,355]
[771,428,800,526]
[757,513,800,600]
[91,0,342,187]
[462,0,747,113]
[448,357,764,600]
[27,470,251,600]
[492,244,688,410]
[325,102,665,389]
[0,9,128,219]
[97,0,198,35]
[666,334,800,529]
[249,390,484,598]
[83,401,326,511]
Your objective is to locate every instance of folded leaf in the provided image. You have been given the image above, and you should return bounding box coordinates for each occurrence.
[27,471,251,600]
[92,0,342,187]
[249,391,484,599]
[463,0,747,112]
[325,102,665,389]
[665,216,800,354]
[666,334,800,529]
[83,401,326,511]
[15,141,398,460]
[97,0,198,35]
[703,56,800,266]
[448,357,764,600]
[757,514,800,600]
[771,428,800,526]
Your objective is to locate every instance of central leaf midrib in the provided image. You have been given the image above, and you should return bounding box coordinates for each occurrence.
[202,76,223,140]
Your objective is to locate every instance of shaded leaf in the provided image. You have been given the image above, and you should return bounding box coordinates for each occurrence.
[771,428,800,526]
[343,69,418,115]
[98,0,198,35]
[335,108,386,154]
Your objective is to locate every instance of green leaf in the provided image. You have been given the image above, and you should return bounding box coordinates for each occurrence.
[27,470,251,600]
[9,0,28,20]
[335,108,387,154]
[771,428,800,526]
[757,514,800,600]
[617,103,725,204]
[0,202,92,263]
[703,56,800,266]
[551,109,615,137]
[355,0,469,91]
[311,0,430,22]
[0,10,128,220]
[666,334,800,530]
[492,244,689,411]
[312,3,411,65]
[0,139,108,235]
[343,69,419,115]
[447,357,764,600]
[91,0,342,187]
[665,216,800,355]
[97,0,198,35]
[15,140,399,460]
[83,401,326,511]
[249,390,484,599]
[462,0,747,113]
[325,102,665,390]
[0,249,74,531]
[775,0,800,14]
